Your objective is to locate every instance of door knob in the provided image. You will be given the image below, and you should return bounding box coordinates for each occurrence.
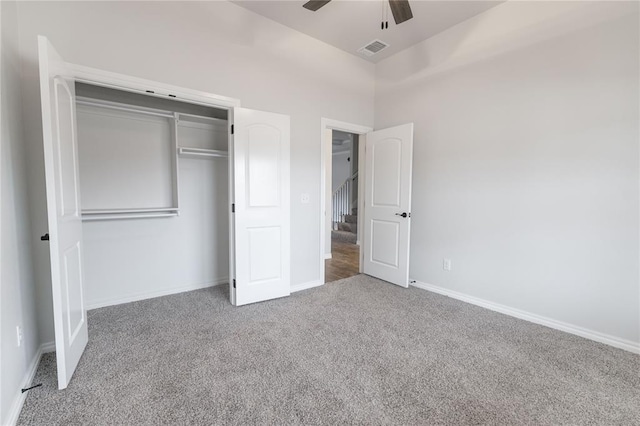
[395,212,410,218]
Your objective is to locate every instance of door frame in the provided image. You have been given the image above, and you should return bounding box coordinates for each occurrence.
[320,118,372,285]
[62,61,241,302]
[68,63,240,110]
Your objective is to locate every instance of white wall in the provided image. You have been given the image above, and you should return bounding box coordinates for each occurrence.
[15,1,374,344]
[0,1,40,423]
[375,1,639,347]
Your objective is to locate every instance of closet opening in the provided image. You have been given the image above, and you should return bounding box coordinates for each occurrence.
[40,36,293,388]
[74,82,232,310]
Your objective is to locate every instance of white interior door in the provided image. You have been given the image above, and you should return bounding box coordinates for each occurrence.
[38,36,88,389]
[363,123,414,287]
[232,108,290,306]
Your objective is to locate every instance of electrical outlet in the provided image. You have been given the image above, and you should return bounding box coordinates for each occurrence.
[16,326,23,347]
[443,258,452,271]
[300,193,310,204]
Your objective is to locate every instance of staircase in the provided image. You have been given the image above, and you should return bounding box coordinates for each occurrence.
[332,208,358,244]
[331,176,358,244]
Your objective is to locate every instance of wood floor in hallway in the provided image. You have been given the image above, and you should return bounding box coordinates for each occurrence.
[325,239,360,283]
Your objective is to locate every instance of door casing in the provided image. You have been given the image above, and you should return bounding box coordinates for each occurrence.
[319,118,373,285]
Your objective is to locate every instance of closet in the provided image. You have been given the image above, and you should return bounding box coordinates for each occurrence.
[74,83,230,308]
[38,36,291,390]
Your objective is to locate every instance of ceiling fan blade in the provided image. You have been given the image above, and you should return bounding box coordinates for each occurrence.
[388,0,413,25]
[303,0,332,12]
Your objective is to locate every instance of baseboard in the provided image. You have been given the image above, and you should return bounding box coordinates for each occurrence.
[85,278,228,310]
[324,253,332,260]
[4,342,49,426]
[410,280,640,354]
[40,341,55,353]
[291,280,323,293]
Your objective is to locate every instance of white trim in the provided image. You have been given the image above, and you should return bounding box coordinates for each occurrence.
[324,253,332,260]
[41,342,56,353]
[411,280,640,354]
[357,134,365,274]
[321,118,372,135]
[320,118,372,285]
[4,343,50,426]
[68,63,241,109]
[291,280,323,293]
[85,279,228,310]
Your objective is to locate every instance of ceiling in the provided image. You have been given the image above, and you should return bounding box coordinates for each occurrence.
[332,130,353,152]
[233,0,503,63]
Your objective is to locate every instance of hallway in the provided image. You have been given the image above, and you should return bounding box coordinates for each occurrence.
[325,240,360,283]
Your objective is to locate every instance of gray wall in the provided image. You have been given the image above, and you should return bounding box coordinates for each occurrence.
[375,1,639,345]
[0,1,39,423]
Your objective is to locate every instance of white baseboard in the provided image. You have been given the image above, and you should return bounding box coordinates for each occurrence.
[410,280,640,354]
[86,278,228,310]
[40,341,55,353]
[4,342,49,426]
[324,253,332,260]
[291,280,323,293]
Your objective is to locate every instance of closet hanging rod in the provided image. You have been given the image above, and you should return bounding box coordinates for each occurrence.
[178,147,228,158]
[82,212,178,222]
[82,207,179,215]
[76,98,175,119]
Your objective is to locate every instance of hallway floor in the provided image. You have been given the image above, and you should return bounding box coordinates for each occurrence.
[325,239,359,283]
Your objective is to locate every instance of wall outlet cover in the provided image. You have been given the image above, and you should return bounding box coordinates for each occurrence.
[16,325,23,346]
[443,259,452,271]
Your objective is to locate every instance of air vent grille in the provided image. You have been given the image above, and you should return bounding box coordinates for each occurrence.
[358,39,389,57]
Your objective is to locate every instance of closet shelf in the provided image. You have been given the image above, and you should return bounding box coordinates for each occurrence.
[176,112,227,125]
[76,97,175,119]
[82,208,179,222]
[82,212,178,222]
[178,147,228,158]
[82,208,179,215]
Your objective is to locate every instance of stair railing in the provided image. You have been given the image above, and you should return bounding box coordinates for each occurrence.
[332,178,351,229]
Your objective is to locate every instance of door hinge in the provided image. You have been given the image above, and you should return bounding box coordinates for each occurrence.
[233,279,236,289]
[231,124,234,135]
[231,203,235,213]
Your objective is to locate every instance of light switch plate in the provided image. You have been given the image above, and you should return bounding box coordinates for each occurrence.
[301,193,310,204]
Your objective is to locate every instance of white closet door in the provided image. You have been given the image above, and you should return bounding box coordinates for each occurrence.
[38,36,88,389]
[363,123,414,287]
[232,108,290,306]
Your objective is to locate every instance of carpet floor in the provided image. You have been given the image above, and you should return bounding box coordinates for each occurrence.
[18,275,640,425]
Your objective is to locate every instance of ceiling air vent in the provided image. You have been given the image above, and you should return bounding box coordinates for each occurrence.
[358,39,389,57]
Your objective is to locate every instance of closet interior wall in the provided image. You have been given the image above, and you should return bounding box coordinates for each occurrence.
[75,83,230,308]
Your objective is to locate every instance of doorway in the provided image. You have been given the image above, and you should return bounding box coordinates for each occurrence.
[320,119,415,288]
[326,130,359,282]
[320,119,372,285]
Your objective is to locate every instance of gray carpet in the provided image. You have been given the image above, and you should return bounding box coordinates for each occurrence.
[18,275,640,425]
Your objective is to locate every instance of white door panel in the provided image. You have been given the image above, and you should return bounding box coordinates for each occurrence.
[363,123,413,287]
[233,108,290,306]
[38,36,88,389]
